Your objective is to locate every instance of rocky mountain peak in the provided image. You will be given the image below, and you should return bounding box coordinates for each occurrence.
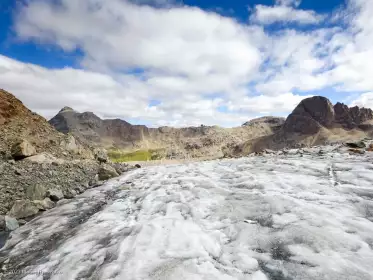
[283,96,335,134]
[59,106,75,113]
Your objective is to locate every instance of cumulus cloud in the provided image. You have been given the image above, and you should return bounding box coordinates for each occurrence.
[226,93,311,115]
[350,92,373,109]
[250,4,324,25]
[1,0,373,128]
[275,0,301,7]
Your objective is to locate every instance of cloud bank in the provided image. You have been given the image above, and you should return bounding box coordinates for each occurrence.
[0,0,372,127]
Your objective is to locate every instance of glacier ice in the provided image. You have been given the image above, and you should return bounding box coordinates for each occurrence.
[1,151,373,279]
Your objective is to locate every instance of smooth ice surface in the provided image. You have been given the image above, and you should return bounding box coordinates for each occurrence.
[1,151,373,280]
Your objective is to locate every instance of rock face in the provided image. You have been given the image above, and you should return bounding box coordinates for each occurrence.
[283,96,335,134]
[49,107,149,146]
[11,140,36,160]
[334,102,373,129]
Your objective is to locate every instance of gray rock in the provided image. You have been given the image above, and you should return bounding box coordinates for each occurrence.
[7,200,39,219]
[18,219,27,225]
[11,139,37,160]
[26,184,46,201]
[47,188,64,201]
[98,164,119,181]
[94,149,108,163]
[89,174,99,186]
[63,189,77,199]
[24,153,62,164]
[5,216,19,231]
[64,135,79,151]
[34,198,56,210]
[0,215,4,230]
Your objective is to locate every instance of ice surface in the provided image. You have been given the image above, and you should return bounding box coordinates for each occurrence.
[1,151,373,280]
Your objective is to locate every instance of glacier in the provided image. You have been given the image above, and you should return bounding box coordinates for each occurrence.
[1,149,373,280]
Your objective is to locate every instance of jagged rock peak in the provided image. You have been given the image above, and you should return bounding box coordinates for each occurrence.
[59,106,75,113]
[334,102,373,128]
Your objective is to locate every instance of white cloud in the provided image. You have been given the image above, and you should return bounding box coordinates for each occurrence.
[275,0,301,8]
[250,5,324,25]
[227,93,311,115]
[3,0,373,129]
[350,92,373,109]
[0,54,255,127]
[15,0,261,80]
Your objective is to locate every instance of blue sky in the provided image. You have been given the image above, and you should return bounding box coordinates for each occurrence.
[0,0,372,127]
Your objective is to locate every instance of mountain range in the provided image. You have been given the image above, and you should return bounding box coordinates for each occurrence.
[1,88,373,160]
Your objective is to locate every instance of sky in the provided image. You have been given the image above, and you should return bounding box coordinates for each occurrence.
[1,0,373,127]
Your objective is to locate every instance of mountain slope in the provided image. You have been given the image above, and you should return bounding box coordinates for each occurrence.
[49,108,284,158]
[0,89,91,159]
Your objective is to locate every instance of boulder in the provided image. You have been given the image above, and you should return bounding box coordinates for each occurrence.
[47,188,64,201]
[24,153,62,164]
[7,200,39,219]
[63,189,77,199]
[94,149,108,163]
[64,135,78,151]
[283,96,335,134]
[5,216,19,231]
[11,140,36,160]
[33,198,55,210]
[26,184,46,201]
[98,164,119,180]
[135,164,141,168]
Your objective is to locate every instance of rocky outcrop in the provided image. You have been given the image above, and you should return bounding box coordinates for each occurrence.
[334,102,373,129]
[283,96,335,134]
[284,97,373,135]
